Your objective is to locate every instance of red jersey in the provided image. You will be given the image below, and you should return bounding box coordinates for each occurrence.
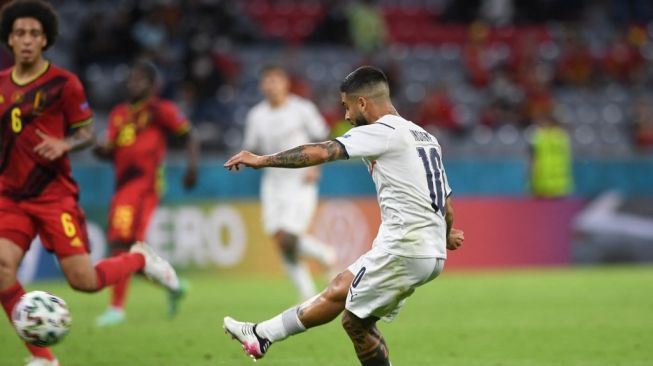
[107,97,190,193]
[0,63,92,200]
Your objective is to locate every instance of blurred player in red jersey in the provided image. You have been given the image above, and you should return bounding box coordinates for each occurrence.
[93,60,199,326]
[0,2,182,365]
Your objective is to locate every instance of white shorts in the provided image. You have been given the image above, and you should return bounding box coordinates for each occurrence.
[346,246,445,322]
[261,178,318,235]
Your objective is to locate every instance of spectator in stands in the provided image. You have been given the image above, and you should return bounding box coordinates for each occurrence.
[529,116,574,198]
[632,96,653,152]
[75,8,136,70]
[480,0,514,26]
[509,33,541,88]
[463,22,494,88]
[523,62,555,126]
[131,4,167,54]
[186,53,226,123]
[601,28,645,85]
[347,0,387,53]
[309,0,350,46]
[556,30,595,87]
[416,84,464,134]
[481,67,525,128]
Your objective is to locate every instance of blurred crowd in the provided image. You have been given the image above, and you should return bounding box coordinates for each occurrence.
[3,0,653,156]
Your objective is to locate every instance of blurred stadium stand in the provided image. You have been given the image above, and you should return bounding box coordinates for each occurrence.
[2,0,652,158]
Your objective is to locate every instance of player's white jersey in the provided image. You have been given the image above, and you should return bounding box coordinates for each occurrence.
[243,94,329,182]
[336,115,452,258]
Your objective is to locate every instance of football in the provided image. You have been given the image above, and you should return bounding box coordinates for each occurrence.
[12,291,72,347]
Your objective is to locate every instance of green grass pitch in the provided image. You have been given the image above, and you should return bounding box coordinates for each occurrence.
[1,266,652,366]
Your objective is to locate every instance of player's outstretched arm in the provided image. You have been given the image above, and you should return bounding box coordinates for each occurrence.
[225,140,347,171]
[34,124,95,161]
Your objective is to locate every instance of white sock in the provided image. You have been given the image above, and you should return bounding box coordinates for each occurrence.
[283,260,317,300]
[298,235,335,267]
[256,306,307,342]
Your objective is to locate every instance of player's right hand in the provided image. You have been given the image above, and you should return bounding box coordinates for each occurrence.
[447,228,464,250]
[224,150,263,171]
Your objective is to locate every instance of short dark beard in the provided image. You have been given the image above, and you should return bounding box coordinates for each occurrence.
[353,115,369,127]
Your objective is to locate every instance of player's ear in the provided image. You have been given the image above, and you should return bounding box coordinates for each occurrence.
[357,96,366,110]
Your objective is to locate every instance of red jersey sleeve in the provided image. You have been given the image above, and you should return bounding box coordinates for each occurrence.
[157,101,191,136]
[61,75,93,128]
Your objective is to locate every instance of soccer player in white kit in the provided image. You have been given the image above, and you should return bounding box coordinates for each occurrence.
[224,66,465,365]
[243,65,335,300]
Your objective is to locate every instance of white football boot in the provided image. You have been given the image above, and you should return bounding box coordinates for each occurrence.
[223,316,272,361]
[130,242,179,292]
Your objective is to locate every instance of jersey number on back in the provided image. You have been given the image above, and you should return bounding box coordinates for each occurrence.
[417,147,445,215]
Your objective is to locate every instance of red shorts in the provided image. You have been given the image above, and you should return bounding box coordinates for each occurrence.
[107,186,159,244]
[0,195,90,258]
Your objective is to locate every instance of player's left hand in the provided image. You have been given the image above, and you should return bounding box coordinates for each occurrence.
[183,166,198,189]
[224,150,263,171]
[33,129,70,161]
[447,228,464,250]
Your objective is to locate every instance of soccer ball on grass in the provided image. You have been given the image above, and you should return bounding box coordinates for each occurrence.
[12,291,71,346]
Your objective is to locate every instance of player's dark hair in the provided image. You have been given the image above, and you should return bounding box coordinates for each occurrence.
[132,59,159,84]
[340,66,388,95]
[0,0,58,50]
[260,64,288,77]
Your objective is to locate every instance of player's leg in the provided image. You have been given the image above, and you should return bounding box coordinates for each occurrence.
[0,197,58,364]
[298,234,337,269]
[104,198,138,316]
[97,190,159,325]
[35,197,179,293]
[341,253,445,365]
[293,185,336,270]
[341,311,390,366]
[0,239,57,363]
[95,240,130,326]
[274,229,316,299]
[58,243,181,293]
[58,251,141,292]
[223,270,354,360]
[263,182,317,299]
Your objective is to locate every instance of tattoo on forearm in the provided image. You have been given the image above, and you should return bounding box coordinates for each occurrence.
[324,140,346,161]
[265,141,346,168]
[266,145,312,168]
[65,125,95,151]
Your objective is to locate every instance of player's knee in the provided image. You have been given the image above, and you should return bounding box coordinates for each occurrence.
[275,231,299,261]
[67,270,98,293]
[323,272,350,303]
[0,256,17,285]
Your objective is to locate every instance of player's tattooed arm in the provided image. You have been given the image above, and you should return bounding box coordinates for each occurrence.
[265,140,347,168]
[65,124,95,151]
[225,140,348,170]
[34,124,95,161]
